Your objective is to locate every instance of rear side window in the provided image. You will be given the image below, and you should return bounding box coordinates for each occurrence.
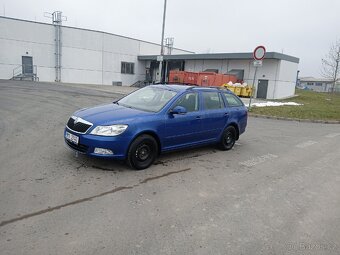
[202,92,224,110]
[173,93,199,112]
[224,93,244,107]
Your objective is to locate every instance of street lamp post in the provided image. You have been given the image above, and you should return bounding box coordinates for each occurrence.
[158,0,167,83]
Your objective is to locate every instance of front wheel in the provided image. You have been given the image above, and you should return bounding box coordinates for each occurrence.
[218,126,236,151]
[127,134,158,170]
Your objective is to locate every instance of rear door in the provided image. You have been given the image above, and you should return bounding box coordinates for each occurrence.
[200,91,228,141]
[223,92,248,134]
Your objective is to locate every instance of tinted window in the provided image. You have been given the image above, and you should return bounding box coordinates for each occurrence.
[224,93,244,107]
[202,92,224,110]
[173,93,199,112]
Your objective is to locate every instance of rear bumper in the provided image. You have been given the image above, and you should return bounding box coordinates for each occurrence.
[64,128,132,159]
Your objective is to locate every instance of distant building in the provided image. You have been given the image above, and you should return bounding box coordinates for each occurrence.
[298,77,338,92]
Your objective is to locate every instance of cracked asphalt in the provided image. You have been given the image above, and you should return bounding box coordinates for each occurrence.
[0,80,340,255]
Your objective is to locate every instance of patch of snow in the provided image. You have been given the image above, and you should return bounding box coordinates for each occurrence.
[252,101,303,107]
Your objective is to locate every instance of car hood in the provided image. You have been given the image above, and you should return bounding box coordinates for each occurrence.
[74,103,153,125]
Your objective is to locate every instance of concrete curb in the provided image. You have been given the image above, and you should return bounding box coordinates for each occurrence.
[249,113,340,124]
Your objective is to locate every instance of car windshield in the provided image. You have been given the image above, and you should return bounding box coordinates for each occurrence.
[117,86,177,112]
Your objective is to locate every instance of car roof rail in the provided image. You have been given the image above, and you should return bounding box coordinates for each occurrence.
[187,85,229,90]
[186,85,198,90]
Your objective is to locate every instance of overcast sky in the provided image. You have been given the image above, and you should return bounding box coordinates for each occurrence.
[1,0,339,77]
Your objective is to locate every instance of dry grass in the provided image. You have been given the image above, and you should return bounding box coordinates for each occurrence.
[250,89,340,120]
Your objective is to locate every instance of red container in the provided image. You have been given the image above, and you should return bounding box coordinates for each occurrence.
[214,74,225,86]
[197,72,216,86]
[222,74,238,84]
[183,71,198,85]
[214,74,237,86]
[169,70,237,86]
[169,71,185,84]
[196,72,230,86]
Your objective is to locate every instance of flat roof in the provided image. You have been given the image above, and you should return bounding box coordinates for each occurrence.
[138,52,299,63]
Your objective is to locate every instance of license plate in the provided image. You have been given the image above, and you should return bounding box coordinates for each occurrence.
[65,131,79,145]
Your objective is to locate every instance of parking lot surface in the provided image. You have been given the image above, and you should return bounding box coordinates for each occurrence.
[0,80,339,255]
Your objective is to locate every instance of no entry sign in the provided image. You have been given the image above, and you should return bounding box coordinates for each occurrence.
[253,46,266,60]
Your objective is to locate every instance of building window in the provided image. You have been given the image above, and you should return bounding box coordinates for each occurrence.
[315,82,322,86]
[307,82,314,86]
[121,62,135,74]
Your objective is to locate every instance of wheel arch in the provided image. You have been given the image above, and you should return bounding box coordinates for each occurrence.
[226,122,240,140]
[128,130,162,155]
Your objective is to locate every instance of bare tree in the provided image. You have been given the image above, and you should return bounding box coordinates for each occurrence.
[321,40,340,93]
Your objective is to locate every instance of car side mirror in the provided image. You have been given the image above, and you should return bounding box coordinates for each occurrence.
[170,106,187,115]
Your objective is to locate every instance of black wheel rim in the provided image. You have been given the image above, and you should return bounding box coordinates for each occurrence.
[135,144,151,161]
[224,131,234,147]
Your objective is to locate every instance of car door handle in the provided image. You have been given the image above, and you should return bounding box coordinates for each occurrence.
[224,112,229,116]
[196,116,201,119]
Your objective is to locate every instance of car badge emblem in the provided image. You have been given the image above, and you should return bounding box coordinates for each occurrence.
[74,117,79,124]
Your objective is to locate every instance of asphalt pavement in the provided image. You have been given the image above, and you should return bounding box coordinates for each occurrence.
[0,80,339,255]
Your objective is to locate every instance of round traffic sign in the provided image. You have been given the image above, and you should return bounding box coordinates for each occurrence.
[253,46,266,60]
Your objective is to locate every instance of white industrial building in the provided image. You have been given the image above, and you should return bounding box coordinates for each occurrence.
[0,15,299,99]
[0,15,192,86]
[140,53,299,99]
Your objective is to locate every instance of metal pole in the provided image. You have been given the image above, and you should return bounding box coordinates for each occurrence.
[248,65,258,110]
[158,0,167,83]
[164,60,168,83]
[333,48,340,93]
[160,0,167,56]
[59,23,62,82]
[295,70,300,87]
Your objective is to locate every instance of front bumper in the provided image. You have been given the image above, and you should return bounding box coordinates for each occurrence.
[64,128,132,159]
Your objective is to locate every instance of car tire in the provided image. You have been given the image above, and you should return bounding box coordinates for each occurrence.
[127,134,158,170]
[218,126,236,151]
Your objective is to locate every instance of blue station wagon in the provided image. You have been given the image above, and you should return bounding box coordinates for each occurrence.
[64,85,248,170]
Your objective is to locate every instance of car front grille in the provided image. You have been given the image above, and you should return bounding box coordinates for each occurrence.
[66,116,92,133]
[65,139,89,153]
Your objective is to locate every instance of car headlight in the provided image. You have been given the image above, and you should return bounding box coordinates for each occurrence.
[90,124,128,136]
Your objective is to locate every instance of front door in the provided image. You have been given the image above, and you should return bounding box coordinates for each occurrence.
[257,79,268,99]
[164,92,202,150]
[22,56,33,74]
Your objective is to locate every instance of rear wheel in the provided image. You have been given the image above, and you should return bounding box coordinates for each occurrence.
[127,134,158,170]
[218,126,236,151]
